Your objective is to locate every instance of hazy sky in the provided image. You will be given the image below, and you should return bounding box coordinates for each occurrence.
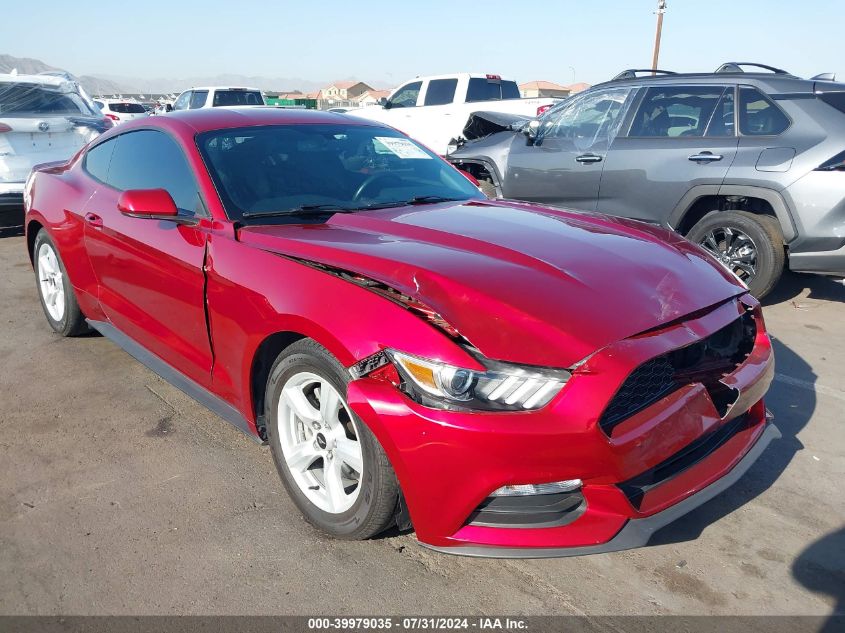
[6,0,844,86]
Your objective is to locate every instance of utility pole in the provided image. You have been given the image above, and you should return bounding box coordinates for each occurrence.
[651,0,667,73]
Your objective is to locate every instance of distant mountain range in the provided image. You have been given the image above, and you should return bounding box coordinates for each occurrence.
[0,54,387,96]
[0,54,128,96]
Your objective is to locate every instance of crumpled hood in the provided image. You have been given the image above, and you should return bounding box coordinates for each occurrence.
[237,200,745,367]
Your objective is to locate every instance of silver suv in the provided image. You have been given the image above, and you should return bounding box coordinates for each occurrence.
[448,63,845,298]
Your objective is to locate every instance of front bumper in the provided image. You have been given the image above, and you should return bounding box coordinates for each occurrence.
[346,295,776,555]
[423,421,780,558]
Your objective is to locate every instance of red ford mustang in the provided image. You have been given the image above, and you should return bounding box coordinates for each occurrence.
[24,108,778,557]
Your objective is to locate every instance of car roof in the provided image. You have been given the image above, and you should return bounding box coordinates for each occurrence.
[182,86,262,92]
[0,73,75,89]
[148,107,389,133]
[591,72,833,95]
[408,73,516,83]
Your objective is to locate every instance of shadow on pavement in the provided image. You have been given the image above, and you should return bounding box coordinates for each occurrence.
[764,270,845,306]
[649,337,814,546]
[793,526,845,631]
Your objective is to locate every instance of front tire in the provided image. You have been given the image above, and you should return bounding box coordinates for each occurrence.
[265,339,400,540]
[33,229,89,337]
[686,210,785,299]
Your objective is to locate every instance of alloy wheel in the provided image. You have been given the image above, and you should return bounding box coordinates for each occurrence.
[37,242,65,322]
[277,371,363,514]
[698,226,758,283]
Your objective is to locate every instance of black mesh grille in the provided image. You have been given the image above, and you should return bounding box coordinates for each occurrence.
[598,311,757,435]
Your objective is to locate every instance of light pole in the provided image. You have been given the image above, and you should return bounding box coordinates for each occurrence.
[651,0,667,73]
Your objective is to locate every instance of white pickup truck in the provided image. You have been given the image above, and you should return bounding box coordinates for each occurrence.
[346,73,562,155]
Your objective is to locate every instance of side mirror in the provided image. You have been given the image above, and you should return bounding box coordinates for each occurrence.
[524,119,541,145]
[165,103,173,112]
[378,97,387,107]
[382,99,392,110]
[118,189,179,219]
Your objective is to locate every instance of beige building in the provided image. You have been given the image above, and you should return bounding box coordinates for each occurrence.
[320,80,374,101]
[355,89,392,107]
[519,80,571,99]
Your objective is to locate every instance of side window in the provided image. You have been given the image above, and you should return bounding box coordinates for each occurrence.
[424,79,458,106]
[388,82,422,108]
[83,137,117,183]
[705,88,735,137]
[107,130,201,215]
[629,86,725,138]
[543,88,632,150]
[739,87,790,135]
[172,91,191,111]
[189,90,208,109]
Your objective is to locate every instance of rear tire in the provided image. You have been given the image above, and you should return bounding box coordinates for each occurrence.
[33,229,89,337]
[686,210,785,299]
[265,338,399,540]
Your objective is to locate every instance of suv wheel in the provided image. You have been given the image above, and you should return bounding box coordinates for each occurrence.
[686,211,785,299]
[265,339,400,540]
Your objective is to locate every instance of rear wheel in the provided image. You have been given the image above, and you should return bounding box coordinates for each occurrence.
[265,339,400,539]
[33,229,89,336]
[686,211,785,299]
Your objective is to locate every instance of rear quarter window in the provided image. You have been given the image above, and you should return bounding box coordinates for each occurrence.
[818,92,845,115]
[739,87,790,135]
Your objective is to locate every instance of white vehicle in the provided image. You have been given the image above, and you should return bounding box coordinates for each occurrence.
[171,86,265,111]
[92,98,150,124]
[0,73,109,223]
[346,73,562,155]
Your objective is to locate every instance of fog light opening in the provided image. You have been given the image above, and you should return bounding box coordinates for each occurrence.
[490,479,582,497]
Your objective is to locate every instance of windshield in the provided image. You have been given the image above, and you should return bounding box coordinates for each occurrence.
[197,124,483,221]
[0,82,99,117]
[213,90,264,107]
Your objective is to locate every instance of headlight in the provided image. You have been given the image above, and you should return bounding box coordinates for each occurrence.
[385,349,570,411]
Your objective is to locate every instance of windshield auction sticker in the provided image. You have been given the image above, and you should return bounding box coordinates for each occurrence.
[374,137,433,159]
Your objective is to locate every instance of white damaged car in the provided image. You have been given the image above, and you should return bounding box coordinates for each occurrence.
[0,72,110,225]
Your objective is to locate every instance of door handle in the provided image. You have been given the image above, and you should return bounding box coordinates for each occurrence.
[688,152,723,162]
[576,153,602,164]
[84,212,103,229]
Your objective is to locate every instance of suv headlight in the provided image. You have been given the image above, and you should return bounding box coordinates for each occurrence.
[385,349,570,411]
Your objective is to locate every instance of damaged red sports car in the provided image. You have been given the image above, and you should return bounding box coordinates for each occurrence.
[24,108,777,557]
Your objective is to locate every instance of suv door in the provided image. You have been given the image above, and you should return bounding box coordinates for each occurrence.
[81,129,213,386]
[598,84,740,224]
[502,87,633,210]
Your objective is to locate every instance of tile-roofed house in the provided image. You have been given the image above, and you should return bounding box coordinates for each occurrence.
[519,80,571,99]
[355,89,392,107]
[321,80,374,101]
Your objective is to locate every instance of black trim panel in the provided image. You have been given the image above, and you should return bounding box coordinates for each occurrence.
[618,414,749,509]
[86,319,262,444]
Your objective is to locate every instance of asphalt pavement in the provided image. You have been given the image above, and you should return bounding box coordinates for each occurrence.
[0,229,842,616]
